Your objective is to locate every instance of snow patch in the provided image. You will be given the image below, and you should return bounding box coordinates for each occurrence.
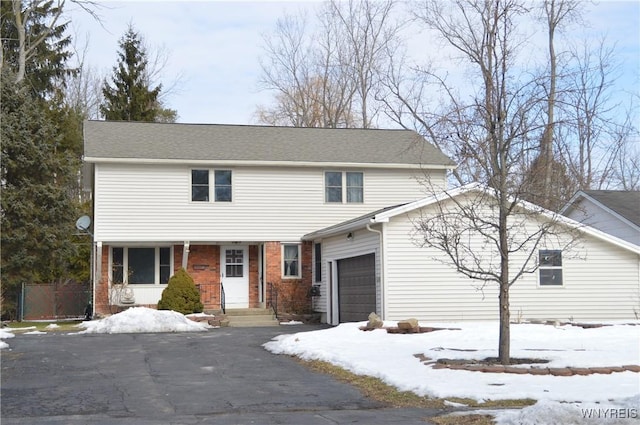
[77,307,211,334]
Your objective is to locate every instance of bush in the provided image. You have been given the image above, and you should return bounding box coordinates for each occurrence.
[157,268,203,314]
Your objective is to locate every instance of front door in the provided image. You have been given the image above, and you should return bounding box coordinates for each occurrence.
[221,246,249,308]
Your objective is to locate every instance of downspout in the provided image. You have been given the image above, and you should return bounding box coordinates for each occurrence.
[182,241,190,270]
[366,221,386,320]
[95,242,102,314]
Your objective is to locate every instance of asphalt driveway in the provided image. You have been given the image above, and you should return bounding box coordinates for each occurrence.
[1,326,442,424]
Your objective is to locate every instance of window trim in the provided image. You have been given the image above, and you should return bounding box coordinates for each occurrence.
[110,246,174,285]
[214,169,233,202]
[538,249,563,286]
[190,169,233,203]
[282,243,301,279]
[324,171,364,204]
[191,169,210,202]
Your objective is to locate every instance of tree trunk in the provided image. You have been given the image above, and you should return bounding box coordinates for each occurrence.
[498,192,511,365]
[498,279,510,365]
[13,0,27,83]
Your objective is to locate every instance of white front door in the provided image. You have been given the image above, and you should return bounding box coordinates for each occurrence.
[221,246,249,308]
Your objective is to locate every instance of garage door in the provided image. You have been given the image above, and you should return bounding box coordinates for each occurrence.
[337,253,376,322]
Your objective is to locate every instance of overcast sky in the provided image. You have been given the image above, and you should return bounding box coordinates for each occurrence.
[65,1,639,126]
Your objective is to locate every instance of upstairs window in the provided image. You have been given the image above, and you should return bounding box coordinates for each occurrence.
[539,250,563,286]
[346,172,363,203]
[214,170,232,202]
[325,172,342,203]
[191,169,233,202]
[192,170,209,201]
[325,171,363,203]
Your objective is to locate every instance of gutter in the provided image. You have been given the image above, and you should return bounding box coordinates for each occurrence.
[83,156,456,171]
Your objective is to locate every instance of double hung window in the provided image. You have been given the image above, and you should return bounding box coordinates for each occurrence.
[282,244,301,278]
[191,169,232,202]
[539,250,563,286]
[325,171,363,203]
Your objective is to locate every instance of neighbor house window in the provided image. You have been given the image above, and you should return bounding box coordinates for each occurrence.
[314,243,322,282]
[539,250,562,286]
[214,170,232,202]
[325,171,363,203]
[111,247,173,285]
[282,244,301,278]
[191,169,209,201]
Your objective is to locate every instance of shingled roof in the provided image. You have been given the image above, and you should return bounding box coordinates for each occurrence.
[83,120,455,168]
[581,190,640,227]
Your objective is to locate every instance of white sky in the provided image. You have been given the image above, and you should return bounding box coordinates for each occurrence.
[2,308,638,424]
[64,1,640,125]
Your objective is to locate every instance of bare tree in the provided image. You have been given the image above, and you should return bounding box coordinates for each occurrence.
[64,37,103,119]
[257,12,356,127]
[556,39,635,192]
[525,0,580,209]
[403,0,568,365]
[257,0,402,128]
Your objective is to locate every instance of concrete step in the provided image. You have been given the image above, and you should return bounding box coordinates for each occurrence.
[225,308,275,316]
[222,308,280,327]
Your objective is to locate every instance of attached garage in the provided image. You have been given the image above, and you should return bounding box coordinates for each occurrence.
[337,253,376,322]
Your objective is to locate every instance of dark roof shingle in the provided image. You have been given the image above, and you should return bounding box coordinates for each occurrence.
[583,190,640,227]
[83,120,455,167]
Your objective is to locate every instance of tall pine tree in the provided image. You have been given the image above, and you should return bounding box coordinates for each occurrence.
[1,73,80,319]
[1,1,87,319]
[100,25,176,122]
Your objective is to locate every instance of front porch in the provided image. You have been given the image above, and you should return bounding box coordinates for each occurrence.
[93,241,313,317]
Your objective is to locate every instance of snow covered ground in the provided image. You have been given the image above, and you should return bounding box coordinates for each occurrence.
[1,309,638,424]
[264,321,640,425]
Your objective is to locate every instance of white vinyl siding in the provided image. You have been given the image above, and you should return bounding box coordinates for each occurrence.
[381,204,640,322]
[564,198,640,246]
[93,164,444,242]
[318,229,381,323]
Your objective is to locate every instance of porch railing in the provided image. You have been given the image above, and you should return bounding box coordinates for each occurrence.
[267,282,278,320]
[220,282,226,314]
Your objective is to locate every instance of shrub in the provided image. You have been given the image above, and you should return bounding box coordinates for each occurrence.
[157,268,203,314]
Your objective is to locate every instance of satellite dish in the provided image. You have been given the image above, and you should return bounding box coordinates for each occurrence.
[75,215,92,232]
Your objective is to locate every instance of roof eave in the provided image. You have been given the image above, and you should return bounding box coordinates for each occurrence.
[83,156,457,170]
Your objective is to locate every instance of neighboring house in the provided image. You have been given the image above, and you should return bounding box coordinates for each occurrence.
[83,120,455,316]
[560,190,640,247]
[304,184,640,324]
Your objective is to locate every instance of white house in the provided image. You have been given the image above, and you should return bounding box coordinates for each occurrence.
[304,184,640,324]
[561,190,640,247]
[83,120,455,316]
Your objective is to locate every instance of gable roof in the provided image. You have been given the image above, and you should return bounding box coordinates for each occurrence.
[305,183,640,255]
[560,190,640,228]
[83,120,455,169]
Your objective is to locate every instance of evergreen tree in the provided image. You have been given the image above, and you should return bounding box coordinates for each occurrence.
[1,0,75,99]
[1,73,80,319]
[100,25,175,122]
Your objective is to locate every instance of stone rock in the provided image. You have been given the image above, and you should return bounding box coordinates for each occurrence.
[504,366,530,375]
[397,318,419,330]
[622,365,640,373]
[589,367,613,375]
[528,368,550,375]
[549,368,574,377]
[367,312,384,329]
[569,368,592,376]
